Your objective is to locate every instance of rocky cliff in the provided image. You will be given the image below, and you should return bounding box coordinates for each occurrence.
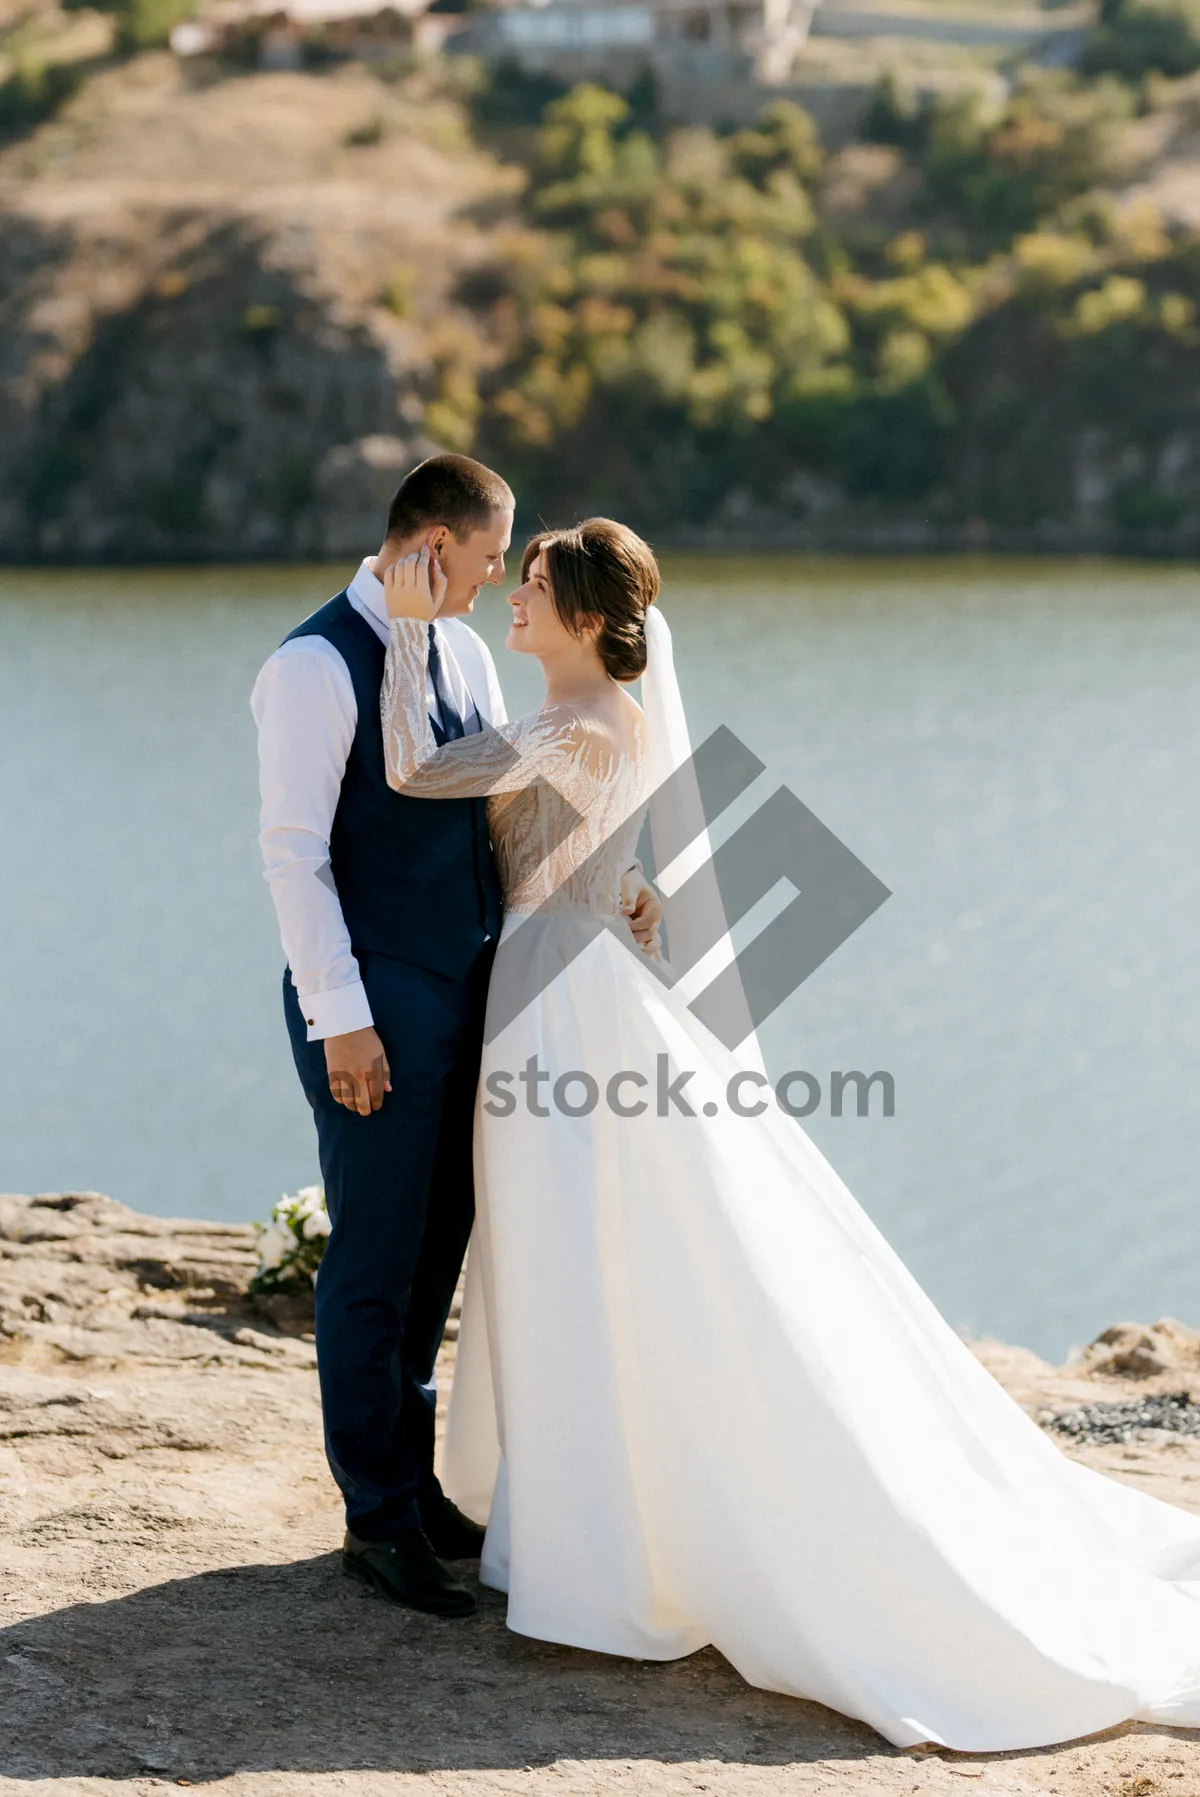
[0,53,512,560]
[4,34,1200,560]
[4,1188,1200,1794]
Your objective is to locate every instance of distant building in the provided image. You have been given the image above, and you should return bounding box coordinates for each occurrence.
[168,0,1086,116]
[471,0,822,88]
[464,0,1088,110]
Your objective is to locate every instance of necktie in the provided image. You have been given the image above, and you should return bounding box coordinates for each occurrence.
[428,623,467,742]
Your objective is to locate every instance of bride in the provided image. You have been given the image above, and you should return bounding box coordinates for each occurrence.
[379,520,1200,1753]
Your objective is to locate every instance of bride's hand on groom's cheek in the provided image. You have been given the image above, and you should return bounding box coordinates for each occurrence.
[383,545,448,621]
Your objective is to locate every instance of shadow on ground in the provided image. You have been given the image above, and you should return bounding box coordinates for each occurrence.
[0,1554,888,1782]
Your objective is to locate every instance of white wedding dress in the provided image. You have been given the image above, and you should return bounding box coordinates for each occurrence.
[382,610,1200,1753]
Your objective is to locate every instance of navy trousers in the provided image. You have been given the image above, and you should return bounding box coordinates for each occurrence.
[284,944,493,1540]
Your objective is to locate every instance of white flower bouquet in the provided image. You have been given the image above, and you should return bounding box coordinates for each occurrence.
[251,1184,331,1293]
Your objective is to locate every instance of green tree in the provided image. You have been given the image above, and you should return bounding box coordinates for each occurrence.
[924,74,1133,249]
[1083,0,1200,78]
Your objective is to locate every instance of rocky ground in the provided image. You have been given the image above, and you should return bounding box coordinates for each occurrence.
[4,1190,1200,1797]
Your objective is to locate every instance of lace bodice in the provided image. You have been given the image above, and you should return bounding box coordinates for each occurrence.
[381,621,645,917]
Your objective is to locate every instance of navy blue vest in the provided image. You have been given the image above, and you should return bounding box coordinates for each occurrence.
[285,593,503,981]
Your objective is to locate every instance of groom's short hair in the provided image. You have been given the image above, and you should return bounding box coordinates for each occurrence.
[386,454,514,544]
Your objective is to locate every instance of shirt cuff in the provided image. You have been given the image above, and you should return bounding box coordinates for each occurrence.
[297,981,374,1042]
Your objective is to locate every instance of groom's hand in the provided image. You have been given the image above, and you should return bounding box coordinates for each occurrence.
[382,545,448,621]
[325,1026,392,1117]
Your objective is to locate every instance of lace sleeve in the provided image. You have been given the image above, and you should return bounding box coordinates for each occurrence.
[381,618,591,799]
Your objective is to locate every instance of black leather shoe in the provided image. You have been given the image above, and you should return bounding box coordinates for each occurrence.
[342,1529,476,1616]
[419,1489,487,1560]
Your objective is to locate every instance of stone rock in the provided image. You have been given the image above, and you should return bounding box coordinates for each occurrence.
[0,1191,312,1369]
[1075,1317,1200,1384]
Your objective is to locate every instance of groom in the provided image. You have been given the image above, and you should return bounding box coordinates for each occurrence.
[253,453,660,1617]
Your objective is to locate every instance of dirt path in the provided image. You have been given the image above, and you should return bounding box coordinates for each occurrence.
[3,1192,1200,1796]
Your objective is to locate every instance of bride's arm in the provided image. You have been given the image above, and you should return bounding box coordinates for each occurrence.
[379,544,591,799]
[381,617,587,800]
[382,606,662,947]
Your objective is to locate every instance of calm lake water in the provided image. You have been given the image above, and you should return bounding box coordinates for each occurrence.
[2,557,1197,1360]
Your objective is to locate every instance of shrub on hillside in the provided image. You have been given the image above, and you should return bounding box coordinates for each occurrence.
[63,0,192,48]
[923,73,1134,247]
[472,57,569,128]
[116,0,193,50]
[862,71,929,150]
[464,89,848,513]
[443,80,1198,531]
[0,58,81,138]
[1083,0,1200,79]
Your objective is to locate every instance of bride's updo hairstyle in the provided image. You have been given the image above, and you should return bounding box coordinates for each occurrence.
[522,518,659,682]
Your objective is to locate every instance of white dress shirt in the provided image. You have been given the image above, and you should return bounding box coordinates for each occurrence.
[251,559,507,1041]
